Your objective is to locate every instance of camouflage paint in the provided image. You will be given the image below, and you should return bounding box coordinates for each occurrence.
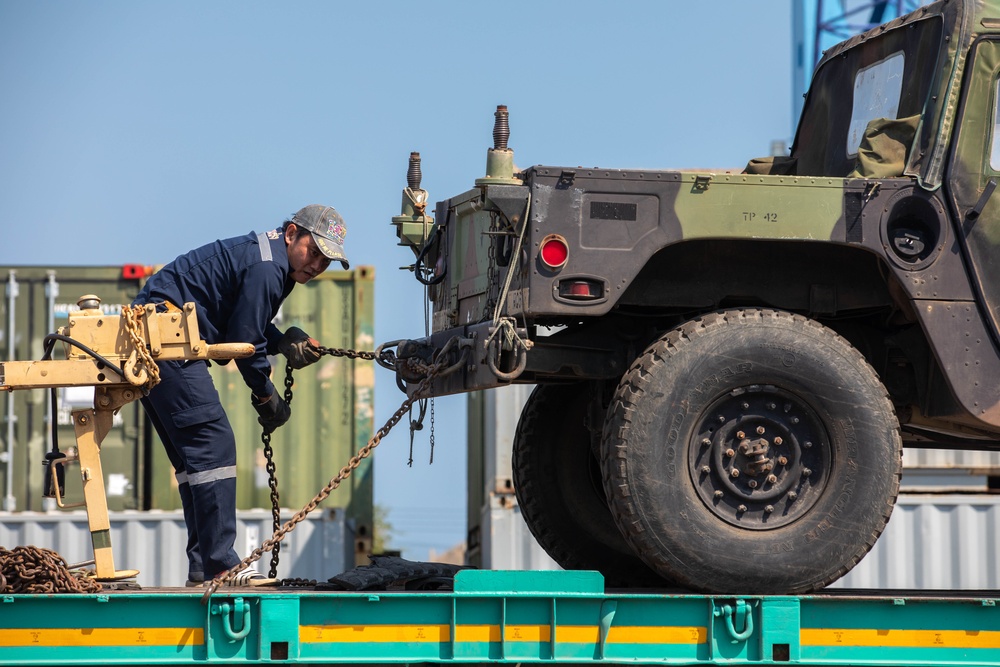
[672,174,845,240]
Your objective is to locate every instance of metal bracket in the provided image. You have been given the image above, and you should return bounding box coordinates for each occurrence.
[694,174,713,191]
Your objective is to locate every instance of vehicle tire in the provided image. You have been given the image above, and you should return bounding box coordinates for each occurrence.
[512,383,664,588]
[602,309,902,594]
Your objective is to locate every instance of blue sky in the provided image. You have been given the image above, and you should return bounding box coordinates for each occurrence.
[0,1,793,561]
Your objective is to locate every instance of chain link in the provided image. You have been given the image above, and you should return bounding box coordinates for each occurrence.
[261,363,296,578]
[122,305,161,390]
[316,345,379,361]
[1,546,103,594]
[202,341,453,601]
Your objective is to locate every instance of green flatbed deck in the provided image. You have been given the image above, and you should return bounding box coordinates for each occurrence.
[1,571,998,665]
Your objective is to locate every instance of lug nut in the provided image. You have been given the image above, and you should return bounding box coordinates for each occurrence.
[791,416,800,424]
[777,457,788,466]
[748,480,757,489]
[701,437,712,446]
[764,505,774,514]
[773,436,783,445]
[756,426,765,435]
[725,449,735,458]
[736,430,745,440]
[730,469,740,478]
[767,402,776,410]
[701,465,711,474]
[802,468,812,477]
[804,440,813,449]
[737,504,747,513]
[741,402,749,410]
[718,415,726,423]
[714,490,724,499]
[788,492,798,501]
[767,474,777,484]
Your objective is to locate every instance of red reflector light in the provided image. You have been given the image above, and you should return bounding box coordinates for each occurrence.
[557,279,603,301]
[539,234,569,269]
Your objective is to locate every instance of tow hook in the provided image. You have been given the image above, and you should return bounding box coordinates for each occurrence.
[485,319,531,381]
[714,599,754,642]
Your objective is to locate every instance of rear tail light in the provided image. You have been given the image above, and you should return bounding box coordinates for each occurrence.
[539,234,569,269]
[557,278,604,301]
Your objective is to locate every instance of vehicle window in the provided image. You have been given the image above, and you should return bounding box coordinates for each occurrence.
[991,82,1000,171]
[848,52,905,157]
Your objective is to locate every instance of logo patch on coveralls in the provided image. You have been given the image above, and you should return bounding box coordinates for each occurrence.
[266,229,281,240]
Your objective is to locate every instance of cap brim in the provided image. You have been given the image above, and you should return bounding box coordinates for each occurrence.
[313,232,350,269]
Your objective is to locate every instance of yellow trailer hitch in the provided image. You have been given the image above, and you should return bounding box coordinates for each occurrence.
[0,295,253,582]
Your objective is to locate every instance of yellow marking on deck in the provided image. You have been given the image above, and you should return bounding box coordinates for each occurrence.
[454,624,500,642]
[301,623,706,645]
[301,624,449,643]
[0,627,203,647]
[802,628,1000,649]
[608,625,707,644]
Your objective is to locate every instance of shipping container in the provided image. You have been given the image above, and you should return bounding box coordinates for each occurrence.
[0,266,147,513]
[1,265,375,562]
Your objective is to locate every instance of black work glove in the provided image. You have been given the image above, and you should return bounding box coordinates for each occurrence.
[278,326,322,369]
[253,393,291,434]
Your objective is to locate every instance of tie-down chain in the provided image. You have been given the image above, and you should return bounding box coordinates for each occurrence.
[205,337,458,599]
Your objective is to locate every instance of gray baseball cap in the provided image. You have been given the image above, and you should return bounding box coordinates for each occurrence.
[290,204,350,269]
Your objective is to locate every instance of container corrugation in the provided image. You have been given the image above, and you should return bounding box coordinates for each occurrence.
[898,448,1000,492]
[903,447,1000,469]
[832,494,1000,589]
[0,508,353,587]
[479,503,559,572]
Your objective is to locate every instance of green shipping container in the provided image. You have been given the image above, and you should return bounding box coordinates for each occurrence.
[0,265,375,556]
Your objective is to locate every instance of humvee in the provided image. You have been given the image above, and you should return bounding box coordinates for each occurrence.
[389,0,1000,594]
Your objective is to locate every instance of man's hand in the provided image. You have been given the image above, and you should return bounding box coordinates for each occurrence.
[253,393,291,434]
[278,326,322,369]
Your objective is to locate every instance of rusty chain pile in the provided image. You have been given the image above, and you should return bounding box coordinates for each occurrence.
[0,546,103,594]
[203,338,457,601]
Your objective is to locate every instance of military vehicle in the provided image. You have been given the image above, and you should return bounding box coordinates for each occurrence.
[390,0,1000,594]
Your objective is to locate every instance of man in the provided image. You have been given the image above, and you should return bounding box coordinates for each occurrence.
[134,205,349,587]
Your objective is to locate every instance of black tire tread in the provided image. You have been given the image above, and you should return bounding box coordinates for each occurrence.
[513,384,664,588]
[601,308,901,593]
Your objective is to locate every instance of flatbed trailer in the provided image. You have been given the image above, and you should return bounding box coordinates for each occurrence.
[1,570,997,666]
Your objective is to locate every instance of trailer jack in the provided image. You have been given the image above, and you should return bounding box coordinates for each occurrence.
[0,295,253,582]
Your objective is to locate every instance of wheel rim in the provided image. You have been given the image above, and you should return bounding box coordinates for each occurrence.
[688,384,832,530]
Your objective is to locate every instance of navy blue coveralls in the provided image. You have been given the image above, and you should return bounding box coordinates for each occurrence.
[134,229,293,582]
